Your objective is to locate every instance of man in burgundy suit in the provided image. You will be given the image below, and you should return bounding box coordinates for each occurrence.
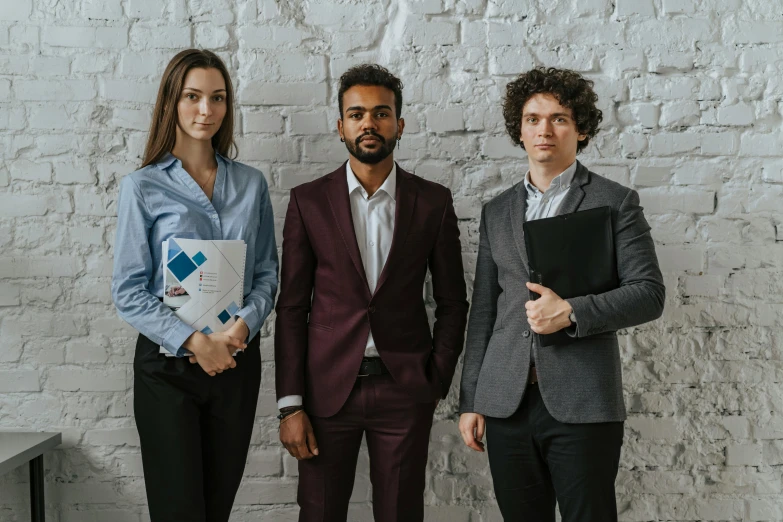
[275,64,469,522]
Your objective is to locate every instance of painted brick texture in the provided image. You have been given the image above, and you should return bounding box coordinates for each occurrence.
[1,0,782,520]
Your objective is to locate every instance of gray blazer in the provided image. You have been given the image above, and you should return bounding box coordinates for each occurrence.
[459,162,665,423]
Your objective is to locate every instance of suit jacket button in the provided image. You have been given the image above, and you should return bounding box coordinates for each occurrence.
[369,306,376,313]
[523,330,530,338]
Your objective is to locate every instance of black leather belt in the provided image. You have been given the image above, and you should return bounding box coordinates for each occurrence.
[358,357,388,377]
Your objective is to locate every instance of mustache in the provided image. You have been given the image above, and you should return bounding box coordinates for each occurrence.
[355,132,385,145]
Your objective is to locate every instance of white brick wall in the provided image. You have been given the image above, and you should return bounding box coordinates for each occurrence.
[1,0,782,521]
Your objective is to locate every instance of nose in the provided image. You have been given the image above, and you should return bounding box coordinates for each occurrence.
[360,113,377,131]
[538,120,553,137]
[199,98,212,117]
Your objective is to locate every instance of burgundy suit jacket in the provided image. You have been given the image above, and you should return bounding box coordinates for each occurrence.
[275,162,469,418]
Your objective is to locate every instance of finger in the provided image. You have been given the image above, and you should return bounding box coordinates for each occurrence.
[306,427,319,456]
[459,424,475,448]
[477,417,486,442]
[295,441,314,460]
[228,358,237,369]
[228,337,247,350]
[208,370,216,377]
[526,282,548,294]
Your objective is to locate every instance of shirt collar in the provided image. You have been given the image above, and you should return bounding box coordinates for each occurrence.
[346,160,397,201]
[523,161,577,196]
[155,151,228,171]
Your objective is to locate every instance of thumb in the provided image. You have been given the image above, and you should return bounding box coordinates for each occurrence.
[526,281,548,294]
[228,336,247,350]
[306,425,319,456]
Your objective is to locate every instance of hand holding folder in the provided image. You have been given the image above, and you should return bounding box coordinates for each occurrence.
[523,206,619,346]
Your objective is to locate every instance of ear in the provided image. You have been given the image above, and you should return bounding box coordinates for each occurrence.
[396,117,405,139]
[337,118,344,141]
[577,133,587,142]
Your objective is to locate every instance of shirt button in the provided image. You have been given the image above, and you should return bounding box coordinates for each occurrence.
[369,241,375,246]
[523,330,531,338]
[368,305,376,314]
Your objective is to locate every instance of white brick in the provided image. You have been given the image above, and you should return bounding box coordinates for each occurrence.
[48,368,128,391]
[74,189,116,216]
[84,428,140,447]
[127,0,164,18]
[725,443,762,466]
[426,108,465,133]
[662,0,696,14]
[0,282,20,306]
[639,187,715,214]
[0,257,83,278]
[55,164,95,184]
[10,160,52,182]
[111,108,151,131]
[243,111,284,133]
[129,25,191,49]
[82,0,123,19]
[633,166,672,187]
[616,0,655,16]
[489,46,536,75]
[195,24,230,49]
[14,80,96,101]
[482,136,526,159]
[289,111,330,135]
[0,195,50,216]
[237,137,300,162]
[101,80,157,103]
[656,246,705,272]
[716,103,755,126]
[0,371,40,392]
[0,0,32,20]
[240,82,328,106]
[626,417,679,440]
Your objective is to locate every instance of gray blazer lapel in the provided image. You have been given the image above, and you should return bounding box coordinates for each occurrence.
[510,183,530,274]
[556,161,589,216]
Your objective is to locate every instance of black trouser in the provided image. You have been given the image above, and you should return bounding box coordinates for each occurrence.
[485,383,624,522]
[133,333,261,522]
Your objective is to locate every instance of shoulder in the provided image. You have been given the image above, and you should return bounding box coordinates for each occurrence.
[482,184,518,218]
[404,169,453,203]
[290,164,343,200]
[120,165,160,194]
[584,169,634,202]
[225,158,270,191]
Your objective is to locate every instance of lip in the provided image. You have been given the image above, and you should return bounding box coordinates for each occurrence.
[195,122,214,127]
[360,136,380,143]
[535,144,554,149]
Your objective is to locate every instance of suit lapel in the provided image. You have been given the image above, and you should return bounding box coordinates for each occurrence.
[556,161,589,216]
[375,164,416,294]
[325,163,372,296]
[510,183,530,274]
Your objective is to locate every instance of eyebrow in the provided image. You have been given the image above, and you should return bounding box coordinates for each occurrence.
[345,105,394,112]
[182,87,227,93]
[523,112,572,118]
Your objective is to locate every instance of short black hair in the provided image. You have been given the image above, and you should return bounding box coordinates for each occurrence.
[503,67,602,153]
[338,64,404,118]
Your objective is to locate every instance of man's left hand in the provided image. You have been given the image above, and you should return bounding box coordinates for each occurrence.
[524,282,573,335]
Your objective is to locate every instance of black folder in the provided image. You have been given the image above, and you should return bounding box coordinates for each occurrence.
[523,206,619,347]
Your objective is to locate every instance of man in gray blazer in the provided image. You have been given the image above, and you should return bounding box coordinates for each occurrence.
[458,67,665,521]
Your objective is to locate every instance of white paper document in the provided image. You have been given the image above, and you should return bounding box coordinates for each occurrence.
[160,238,247,356]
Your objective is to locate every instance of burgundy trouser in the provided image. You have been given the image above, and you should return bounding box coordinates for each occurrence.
[297,374,437,522]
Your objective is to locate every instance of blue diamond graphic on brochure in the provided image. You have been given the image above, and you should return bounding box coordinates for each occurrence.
[217,310,231,324]
[201,326,213,335]
[168,251,198,282]
[227,301,239,316]
[192,251,207,266]
[168,239,183,257]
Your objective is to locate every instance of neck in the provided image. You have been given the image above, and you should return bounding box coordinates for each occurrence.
[171,131,218,176]
[528,158,575,192]
[348,154,395,197]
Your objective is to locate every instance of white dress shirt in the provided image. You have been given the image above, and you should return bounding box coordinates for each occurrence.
[277,161,397,409]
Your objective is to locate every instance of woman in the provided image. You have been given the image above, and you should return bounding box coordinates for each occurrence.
[111,49,278,521]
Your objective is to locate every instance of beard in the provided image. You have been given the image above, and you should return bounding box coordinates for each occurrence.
[344,131,397,165]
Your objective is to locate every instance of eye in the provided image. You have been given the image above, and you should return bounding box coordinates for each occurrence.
[186,93,197,100]
[526,117,537,124]
[554,117,566,123]
[349,113,362,119]
[376,112,388,118]
[213,95,225,102]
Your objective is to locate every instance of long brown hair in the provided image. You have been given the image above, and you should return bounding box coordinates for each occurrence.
[141,49,238,168]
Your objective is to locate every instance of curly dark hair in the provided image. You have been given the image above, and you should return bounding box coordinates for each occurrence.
[502,67,602,153]
[338,64,404,118]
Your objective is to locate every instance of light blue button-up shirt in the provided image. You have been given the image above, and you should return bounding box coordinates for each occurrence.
[523,161,577,221]
[111,152,279,356]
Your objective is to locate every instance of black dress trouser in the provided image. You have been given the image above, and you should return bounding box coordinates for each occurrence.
[134,333,261,522]
[485,383,624,522]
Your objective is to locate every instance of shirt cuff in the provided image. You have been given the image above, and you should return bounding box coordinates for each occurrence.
[236,305,262,342]
[278,395,303,409]
[161,321,197,357]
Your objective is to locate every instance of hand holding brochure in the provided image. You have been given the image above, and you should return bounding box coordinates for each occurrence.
[160,238,247,356]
